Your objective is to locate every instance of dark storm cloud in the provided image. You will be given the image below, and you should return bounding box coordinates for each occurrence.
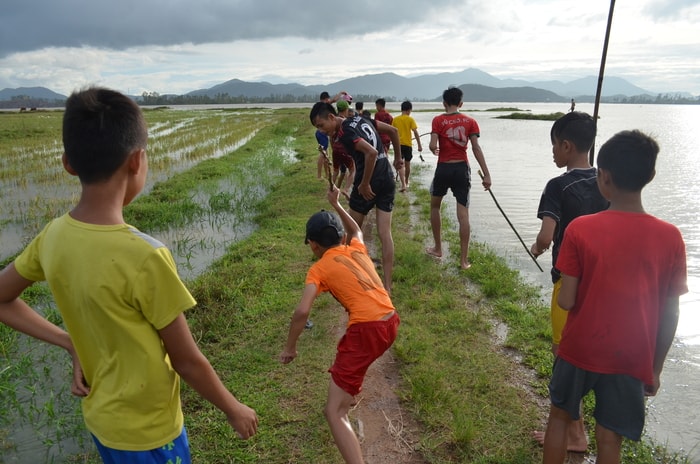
[0,0,459,57]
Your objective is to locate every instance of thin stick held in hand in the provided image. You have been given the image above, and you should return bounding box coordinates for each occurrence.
[478,170,544,272]
[320,146,350,200]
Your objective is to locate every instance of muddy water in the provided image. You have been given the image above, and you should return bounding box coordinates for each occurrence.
[407,102,700,461]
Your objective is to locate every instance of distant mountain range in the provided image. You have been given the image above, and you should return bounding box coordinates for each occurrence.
[185,68,654,101]
[0,86,66,101]
[2,68,695,107]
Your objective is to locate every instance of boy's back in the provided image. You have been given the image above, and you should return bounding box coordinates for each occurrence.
[306,237,394,326]
[537,168,608,282]
[392,113,417,147]
[556,210,686,385]
[15,213,195,448]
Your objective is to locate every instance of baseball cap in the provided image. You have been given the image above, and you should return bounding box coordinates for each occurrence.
[336,100,349,112]
[305,210,344,246]
[341,93,353,102]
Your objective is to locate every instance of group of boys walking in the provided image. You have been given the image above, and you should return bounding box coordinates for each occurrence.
[0,85,688,464]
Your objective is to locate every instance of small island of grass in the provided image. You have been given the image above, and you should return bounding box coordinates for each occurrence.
[496,111,565,120]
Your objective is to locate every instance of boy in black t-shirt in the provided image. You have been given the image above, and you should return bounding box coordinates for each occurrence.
[309,102,402,295]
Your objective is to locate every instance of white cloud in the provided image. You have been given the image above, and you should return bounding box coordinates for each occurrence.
[0,0,698,96]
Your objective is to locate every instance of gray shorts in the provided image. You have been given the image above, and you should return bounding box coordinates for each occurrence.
[549,357,645,441]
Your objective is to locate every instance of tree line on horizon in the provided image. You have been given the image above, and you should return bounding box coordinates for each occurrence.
[1,91,699,109]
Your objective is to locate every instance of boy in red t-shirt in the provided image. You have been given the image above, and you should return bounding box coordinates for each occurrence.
[427,87,492,270]
[542,130,688,464]
[280,185,399,464]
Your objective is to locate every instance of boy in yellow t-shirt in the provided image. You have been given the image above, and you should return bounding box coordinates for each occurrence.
[0,87,257,462]
[391,100,423,191]
[280,185,399,464]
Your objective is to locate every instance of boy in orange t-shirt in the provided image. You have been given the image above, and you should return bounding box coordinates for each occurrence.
[280,185,399,464]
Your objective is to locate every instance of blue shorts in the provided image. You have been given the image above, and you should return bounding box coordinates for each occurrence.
[429,162,471,207]
[549,358,645,440]
[92,427,191,464]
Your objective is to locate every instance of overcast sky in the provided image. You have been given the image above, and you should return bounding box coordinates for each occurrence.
[1,0,699,96]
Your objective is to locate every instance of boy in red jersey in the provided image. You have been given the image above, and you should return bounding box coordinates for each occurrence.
[280,185,399,464]
[374,98,394,155]
[542,130,688,464]
[427,87,492,269]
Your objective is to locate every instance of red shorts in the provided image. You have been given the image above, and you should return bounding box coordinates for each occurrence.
[329,312,399,396]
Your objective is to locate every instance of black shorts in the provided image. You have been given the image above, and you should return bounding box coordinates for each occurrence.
[400,145,413,162]
[429,162,471,207]
[349,175,396,215]
[549,357,646,441]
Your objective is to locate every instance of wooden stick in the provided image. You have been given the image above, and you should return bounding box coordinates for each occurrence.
[478,170,544,272]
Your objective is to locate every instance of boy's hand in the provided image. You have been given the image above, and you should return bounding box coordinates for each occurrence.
[227,402,259,439]
[644,374,661,396]
[279,349,297,364]
[358,182,375,200]
[327,184,341,206]
[70,353,90,397]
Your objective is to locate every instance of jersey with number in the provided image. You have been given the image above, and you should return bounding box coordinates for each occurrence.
[431,112,480,163]
[337,115,393,187]
[14,213,195,451]
[306,237,395,326]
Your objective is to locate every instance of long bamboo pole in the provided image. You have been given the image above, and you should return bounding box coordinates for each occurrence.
[590,0,617,164]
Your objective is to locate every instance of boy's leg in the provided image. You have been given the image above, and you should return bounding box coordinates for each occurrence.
[456,203,471,269]
[426,195,444,257]
[404,159,411,187]
[542,404,571,464]
[375,208,394,294]
[594,424,622,464]
[325,380,364,464]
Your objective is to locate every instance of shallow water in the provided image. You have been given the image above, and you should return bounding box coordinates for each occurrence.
[408,102,700,461]
[0,135,297,463]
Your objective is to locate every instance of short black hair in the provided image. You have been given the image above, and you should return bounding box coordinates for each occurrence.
[309,101,336,125]
[550,111,596,153]
[62,86,147,184]
[597,130,658,192]
[319,91,330,101]
[355,101,364,111]
[442,87,462,106]
[401,101,412,111]
[375,98,386,107]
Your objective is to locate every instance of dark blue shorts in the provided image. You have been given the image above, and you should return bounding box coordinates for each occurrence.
[92,426,191,463]
[429,162,471,207]
[549,357,645,441]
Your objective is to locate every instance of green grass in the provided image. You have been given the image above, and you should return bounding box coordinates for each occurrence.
[0,109,690,463]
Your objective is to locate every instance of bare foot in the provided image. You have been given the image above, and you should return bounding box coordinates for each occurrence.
[400,187,407,193]
[531,430,588,453]
[460,261,472,270]
[426,247,442,258]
